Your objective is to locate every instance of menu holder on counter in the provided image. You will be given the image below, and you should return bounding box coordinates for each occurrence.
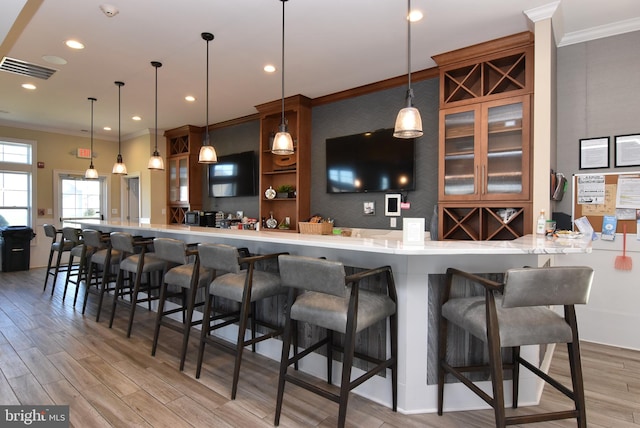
[403,218,425,246]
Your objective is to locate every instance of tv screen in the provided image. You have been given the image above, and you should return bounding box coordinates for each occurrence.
[208,150,257,197]
[326,128,415,193]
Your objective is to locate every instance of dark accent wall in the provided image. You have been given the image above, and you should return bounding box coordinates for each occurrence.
[311,78,439,229]
[202,77,440,230]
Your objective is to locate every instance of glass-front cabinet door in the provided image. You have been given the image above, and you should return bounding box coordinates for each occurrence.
[481,96,530,200]
[439,95,529,201]
[168,156,189,203]
[439,105,481,201]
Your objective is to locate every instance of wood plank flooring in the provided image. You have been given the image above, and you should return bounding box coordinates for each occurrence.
[1,268,639,427]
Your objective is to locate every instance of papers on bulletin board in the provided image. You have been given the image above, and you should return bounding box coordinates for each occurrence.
[580,184,616,216]
[577,174,606,204]
[615,176,640,209]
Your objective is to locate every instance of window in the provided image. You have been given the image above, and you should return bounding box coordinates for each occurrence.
[0,139,35,227]
[58,174,106,226]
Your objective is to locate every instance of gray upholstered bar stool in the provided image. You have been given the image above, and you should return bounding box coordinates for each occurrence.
[108,232,165,337]
[42,224,74,295]
[274,255,398,428]
[62,227,92,303]
[195,243,288,400]
[437,266,594,428]
[79,229,121,321]
[151,237,212,371]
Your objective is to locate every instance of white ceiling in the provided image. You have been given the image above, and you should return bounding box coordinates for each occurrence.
[1,0,640,140]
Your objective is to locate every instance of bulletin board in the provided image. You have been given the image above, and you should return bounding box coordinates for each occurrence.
[572,171,640,234]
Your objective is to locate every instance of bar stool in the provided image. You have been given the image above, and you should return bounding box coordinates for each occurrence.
[195,243,288,399]
[42,224,74,294]
[79,229,121,321]
[437,266,594,428]
[151,237,212,371]
[62,227,91,303]
[108,232,165,337]
[274,255,398,428]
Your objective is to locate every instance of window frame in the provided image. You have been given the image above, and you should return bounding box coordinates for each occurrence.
[0,137,37,230]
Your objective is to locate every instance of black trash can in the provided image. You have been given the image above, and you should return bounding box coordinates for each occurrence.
[0,226,35,272]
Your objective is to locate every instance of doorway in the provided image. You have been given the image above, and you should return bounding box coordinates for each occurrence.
[123,175,140,223]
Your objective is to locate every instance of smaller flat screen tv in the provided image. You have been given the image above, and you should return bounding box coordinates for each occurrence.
[326,128,415,193]
[208,150,257,197]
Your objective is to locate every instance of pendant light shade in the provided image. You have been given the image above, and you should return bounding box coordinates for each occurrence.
[112,81,128,174]
[198,32,218,163]
[148,61,165,170]
[85,97,99,179]
[394,0,423,139]
[271,0,294,155]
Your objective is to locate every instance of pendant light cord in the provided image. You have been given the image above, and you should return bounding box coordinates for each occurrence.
[118,84,121,153]
[280,0,286,126]
[154,64,158,153]
[89,97,95,168]
[206,35,210,144]
[406,0,413,103]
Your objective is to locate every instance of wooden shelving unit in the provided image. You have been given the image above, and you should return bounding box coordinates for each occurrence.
[255,95,312,233]
[164,125,203,225]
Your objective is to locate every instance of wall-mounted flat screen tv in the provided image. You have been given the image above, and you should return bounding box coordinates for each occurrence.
[326,128,415,193]
[208,150,257,197]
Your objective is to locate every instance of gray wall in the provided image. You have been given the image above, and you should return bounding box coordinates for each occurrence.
[202,77,440,230]
[556,30,640,215]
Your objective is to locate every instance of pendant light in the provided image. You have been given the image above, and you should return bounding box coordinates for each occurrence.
[198,32,218,163]
[85,97,99,179]
[148,61,165,170]
[112,81,127,174]
[271,0,294,155]
[393,0,423,139]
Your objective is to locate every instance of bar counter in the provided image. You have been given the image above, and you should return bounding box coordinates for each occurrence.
[79,220,592,414]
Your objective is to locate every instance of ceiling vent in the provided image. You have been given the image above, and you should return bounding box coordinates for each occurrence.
[0,57,57,80]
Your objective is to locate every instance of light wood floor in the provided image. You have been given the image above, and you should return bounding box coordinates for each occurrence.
[1,268,639,427]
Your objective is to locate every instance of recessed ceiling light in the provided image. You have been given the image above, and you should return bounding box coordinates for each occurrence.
[104,126,112,131]
[185,95,196,102]
[409,10,423,22]
[21,83,36,90]
[132,116,141,121]
[42,55,67,65]
[264,65,276,73]
[65,40,85,49]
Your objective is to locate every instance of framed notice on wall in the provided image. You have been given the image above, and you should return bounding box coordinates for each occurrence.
[615,134,640,167]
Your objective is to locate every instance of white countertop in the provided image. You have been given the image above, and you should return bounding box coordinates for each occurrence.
[84,221,592,256]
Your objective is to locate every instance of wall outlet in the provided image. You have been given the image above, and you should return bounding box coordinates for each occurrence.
[390,217,397,228]
[161,208,166,215]
[112,208,118,214]
[47,208,52,215]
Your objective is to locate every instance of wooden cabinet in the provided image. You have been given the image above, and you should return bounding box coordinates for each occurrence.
[434,32,533,240]
[255,95,311,233]
[164,125,203,224]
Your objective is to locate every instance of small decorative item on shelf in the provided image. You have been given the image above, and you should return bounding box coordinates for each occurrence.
[265,212,278,229]
[278,216,291,230]
[275,184,295,198]
[265,186,276,200]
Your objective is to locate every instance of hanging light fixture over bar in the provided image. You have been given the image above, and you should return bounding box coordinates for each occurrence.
[85,97,99,179]
[271,0,295,155]
[198,32,218,163]
[148,61,165,170]
[112,81,127,174]
[393,0,423,139]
